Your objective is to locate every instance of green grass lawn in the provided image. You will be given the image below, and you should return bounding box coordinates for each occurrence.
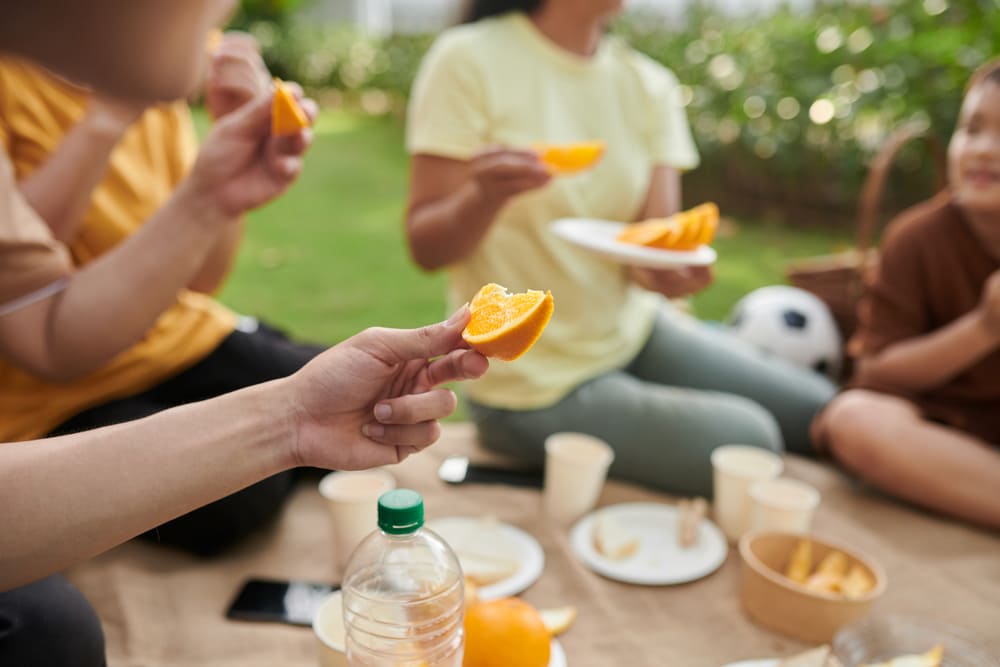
[202,109,852,345]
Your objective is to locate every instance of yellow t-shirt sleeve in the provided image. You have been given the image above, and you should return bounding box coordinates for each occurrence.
[168,103,199,187]
[406,33,488,160]
[637,58,700,171]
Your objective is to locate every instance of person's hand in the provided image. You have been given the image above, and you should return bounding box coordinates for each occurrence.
[285,307,489,470]
[470,147,552,207]
[177,82,317,221]
[205,31,270,119]
[628,265,713,298]
[84,94,148,138]
[977,269,1000,335]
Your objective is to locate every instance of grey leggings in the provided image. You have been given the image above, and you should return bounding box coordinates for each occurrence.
[469,308,836,497]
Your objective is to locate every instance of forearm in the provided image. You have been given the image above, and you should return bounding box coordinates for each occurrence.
[188,216,244,293]
[0,380,295,591]
[18,112,125,242]
[857,310,1000,392]
[407,181,503,270]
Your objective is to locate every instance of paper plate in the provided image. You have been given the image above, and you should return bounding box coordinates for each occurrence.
[552,218,717,268]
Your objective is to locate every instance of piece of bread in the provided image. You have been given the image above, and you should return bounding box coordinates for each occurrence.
[676,497,708,548]
[432,518,520,586]
[785,539,813,584]
[592,513,639,560]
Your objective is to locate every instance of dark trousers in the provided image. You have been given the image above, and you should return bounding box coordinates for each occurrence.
[0,576,105,667]
[50,320,325,556]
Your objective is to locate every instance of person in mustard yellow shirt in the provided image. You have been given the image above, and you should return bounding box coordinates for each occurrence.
[405,0,836,497]
[0,37,322,555]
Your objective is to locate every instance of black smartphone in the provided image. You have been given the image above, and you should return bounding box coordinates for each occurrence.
[225,578,339,626]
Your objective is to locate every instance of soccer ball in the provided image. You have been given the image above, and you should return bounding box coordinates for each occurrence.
[727,285,843,379]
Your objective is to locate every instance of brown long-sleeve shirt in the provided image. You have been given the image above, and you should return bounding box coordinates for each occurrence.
[849,193,1000,443]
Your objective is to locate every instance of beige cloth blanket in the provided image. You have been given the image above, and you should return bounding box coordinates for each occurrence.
[68,423,1000,667]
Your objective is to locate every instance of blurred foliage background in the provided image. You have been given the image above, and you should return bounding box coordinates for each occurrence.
[230,0,998,228]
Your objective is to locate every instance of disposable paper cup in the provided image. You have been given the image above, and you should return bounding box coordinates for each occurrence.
[749,477,820,534]
[318,470,396,574]
[313,590,346,667]
[711,445,783,543]
[543,432,615,525]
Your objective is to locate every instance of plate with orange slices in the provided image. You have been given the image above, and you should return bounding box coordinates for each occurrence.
[552,202,720,269]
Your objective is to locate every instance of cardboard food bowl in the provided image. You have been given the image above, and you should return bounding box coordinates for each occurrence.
[738,531,886,643]
[313,590,347,667]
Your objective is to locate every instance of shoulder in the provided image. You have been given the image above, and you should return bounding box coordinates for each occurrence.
[424,17,510,64]
[607,42,683,98]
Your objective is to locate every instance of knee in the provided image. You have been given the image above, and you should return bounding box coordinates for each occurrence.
[0,576,105,667]
[718,394,784,454]
[823,390,908,472]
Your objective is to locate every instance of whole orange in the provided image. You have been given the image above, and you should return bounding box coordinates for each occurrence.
[463,598,551,667]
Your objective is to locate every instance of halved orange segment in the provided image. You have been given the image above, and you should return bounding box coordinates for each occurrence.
[532,141,605,174]
[462,283,554,361]
[272,78,310,137]
[615,217,678,247]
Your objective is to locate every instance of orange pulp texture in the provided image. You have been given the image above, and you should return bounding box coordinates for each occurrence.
[616,202,719,251]
[271,78,310,137]
[533,141,606,174]
[463,598,552,667]
[462,283,554,361]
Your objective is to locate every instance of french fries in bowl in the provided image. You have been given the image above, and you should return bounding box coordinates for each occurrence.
[739,532,886,643]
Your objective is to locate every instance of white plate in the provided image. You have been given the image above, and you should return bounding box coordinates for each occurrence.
[427,517,545,600]
[550,638,567,667]
[570,503,727,585]
[551,218,717,268]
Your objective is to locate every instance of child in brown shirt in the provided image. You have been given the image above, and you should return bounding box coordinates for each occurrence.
[814,59,1000,530]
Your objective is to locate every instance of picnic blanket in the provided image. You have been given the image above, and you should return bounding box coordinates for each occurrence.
[68,423,1000,667]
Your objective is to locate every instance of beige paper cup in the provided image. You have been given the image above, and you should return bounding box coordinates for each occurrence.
[711,445,783,543]
[544,432,615,525]
[318,470,396,574]
[749,478,820,534]
[313,590,346,667]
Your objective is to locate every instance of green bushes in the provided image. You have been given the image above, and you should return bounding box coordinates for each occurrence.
[241,0,1000,226]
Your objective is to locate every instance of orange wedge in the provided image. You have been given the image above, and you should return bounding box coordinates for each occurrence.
[616,202,720,251]
[272,78,310,137]
[462,283,554,361]
[533,141,605,174]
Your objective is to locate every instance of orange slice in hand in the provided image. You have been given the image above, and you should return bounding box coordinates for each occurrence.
[462,283,554,361]
[533,141,605,174]
[272,78,310,137]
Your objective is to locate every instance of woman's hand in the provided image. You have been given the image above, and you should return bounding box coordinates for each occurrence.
[628,265,713,298]
[287,307,489,470]
[177,83,317,222]
[470,147,551,207]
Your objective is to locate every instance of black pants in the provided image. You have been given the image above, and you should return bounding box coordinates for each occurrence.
[0,576,105,667]
[49,320,325,556]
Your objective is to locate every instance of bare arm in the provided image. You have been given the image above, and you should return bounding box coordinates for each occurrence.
[187,218,244,294]
[0,90,316,381]
[856,270,1000,393]
[18,97,142,243]
[0,311,488,590]
[405,149,550,271]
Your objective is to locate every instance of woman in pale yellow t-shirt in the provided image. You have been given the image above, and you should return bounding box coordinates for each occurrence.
[405,0,835,496]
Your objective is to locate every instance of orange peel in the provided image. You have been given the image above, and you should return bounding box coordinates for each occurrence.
[533,140,605,174]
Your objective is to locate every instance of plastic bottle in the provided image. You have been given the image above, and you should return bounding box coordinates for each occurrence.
[342,489,464,667]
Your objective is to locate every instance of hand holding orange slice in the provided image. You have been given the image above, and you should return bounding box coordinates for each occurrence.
[616,202,719,251]
[532,140,605,175]
[462,283,554,361]
[271,78,310,137]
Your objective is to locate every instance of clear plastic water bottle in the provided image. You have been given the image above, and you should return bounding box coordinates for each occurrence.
[342,489,464,667]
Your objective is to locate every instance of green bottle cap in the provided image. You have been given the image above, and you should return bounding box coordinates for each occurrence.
[378,489,424,535]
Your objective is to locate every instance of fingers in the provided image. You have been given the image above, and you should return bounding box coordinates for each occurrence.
[361,420,443,450]
[421,348,489,389]
[358,306,472,366]
[214,88,274,138]
[372,387,457,426]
